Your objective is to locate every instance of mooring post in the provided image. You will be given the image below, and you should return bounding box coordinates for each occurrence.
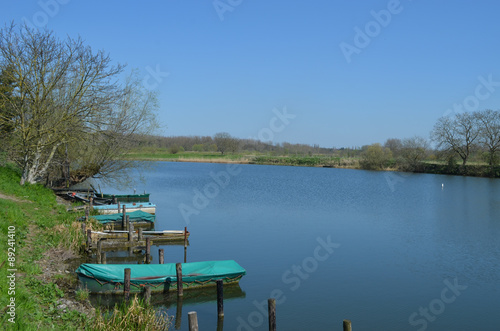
[176,263,183,297]
[217,316,224,331]
[125,215,130,232]
[159,248,164,264]
[112,194,117,204]
[84,207,89,222]
[124,268,131,302]
[145,237,151,264]
[217,279,224,318]
[97,240,102,264]
[81,222,86,236]
[184,227,188,263]
[122,205,126,227]
[188,311,198,331]
[144,285,151,306]
[268,298,276,331]
[117,201,121,214]
[138,228,143,241]
[86,229,92,250]
[343,319,352,331]
[175,296,183,329]
[101,252,106,264]
[128,222,134,242]
[89,196,93,211]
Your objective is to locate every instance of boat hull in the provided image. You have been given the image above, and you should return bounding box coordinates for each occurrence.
[93,203,156,215]
[101,193,150,203]
[76,260,246,294]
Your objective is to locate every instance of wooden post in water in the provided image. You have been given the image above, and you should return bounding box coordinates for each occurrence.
[176,263,183,297]
[184,227,188,263]
[101,252,106,264]
[124,268,131,302]
[86,229,92,250]
[268,298,276,331]
[343,320,352,331]
[145,237,151,264]
[84,207,89,222]
[138,228,143,241]
[217,280,224,318]
[125,215,130,232]
[144,285,151,306]
[97,240,102,264]
[175,296,183,329]
[188,311,198,331]
[159,248,164,264]
[122,205,126,227]
[128,222,134,242]
[117,201,121,214]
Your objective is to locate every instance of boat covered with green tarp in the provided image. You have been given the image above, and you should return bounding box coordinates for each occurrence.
[76,260,246,293]
[100,193,150,203]
[88,210,155,224]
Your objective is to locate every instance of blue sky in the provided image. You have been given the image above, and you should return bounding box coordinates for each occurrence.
[3,0,500,147]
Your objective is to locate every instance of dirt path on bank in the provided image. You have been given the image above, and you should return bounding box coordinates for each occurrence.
[0,192,32,203]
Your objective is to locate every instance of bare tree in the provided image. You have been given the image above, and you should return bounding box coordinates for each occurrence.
[476,109,500,166]
[384,138,402,157]
[399,136,429,170]
[0,23,158,185]
[214,132,238,155]
[431,112,480,166]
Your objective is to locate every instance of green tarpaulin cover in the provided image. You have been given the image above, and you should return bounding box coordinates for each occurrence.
[89,210,155,224]
[93,202,156,210]
[76,260,246,285]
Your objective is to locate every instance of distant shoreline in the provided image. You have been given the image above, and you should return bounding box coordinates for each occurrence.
[123,154,500,178]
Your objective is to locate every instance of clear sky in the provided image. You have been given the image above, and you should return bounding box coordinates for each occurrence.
[3,0,500,148]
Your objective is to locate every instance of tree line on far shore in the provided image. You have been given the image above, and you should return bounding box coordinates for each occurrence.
[360,109,500,171]
[132,109,500,173]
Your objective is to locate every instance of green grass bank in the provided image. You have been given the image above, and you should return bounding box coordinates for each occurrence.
[0,165,171,330]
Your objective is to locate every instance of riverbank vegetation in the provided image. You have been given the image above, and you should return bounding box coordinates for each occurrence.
[123,109,500,178]
[0,164,172,330]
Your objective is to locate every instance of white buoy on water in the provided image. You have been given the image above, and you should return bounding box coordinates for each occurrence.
[442,183,444,189]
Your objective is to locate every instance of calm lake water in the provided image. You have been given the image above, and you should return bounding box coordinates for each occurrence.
[98,162,500,330]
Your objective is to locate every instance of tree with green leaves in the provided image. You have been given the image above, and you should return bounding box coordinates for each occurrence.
[360,143,392,170]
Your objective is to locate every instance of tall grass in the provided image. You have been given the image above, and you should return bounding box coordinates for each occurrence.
[89,296,172,331]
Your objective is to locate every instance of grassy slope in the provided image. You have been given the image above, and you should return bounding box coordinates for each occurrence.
[0,164,87,330]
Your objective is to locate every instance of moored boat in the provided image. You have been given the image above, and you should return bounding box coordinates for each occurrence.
[76,260,246,293]
[87,210,156,225]
[100,193,150,203]
[92,229,189,240]
[93,202,156,215]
